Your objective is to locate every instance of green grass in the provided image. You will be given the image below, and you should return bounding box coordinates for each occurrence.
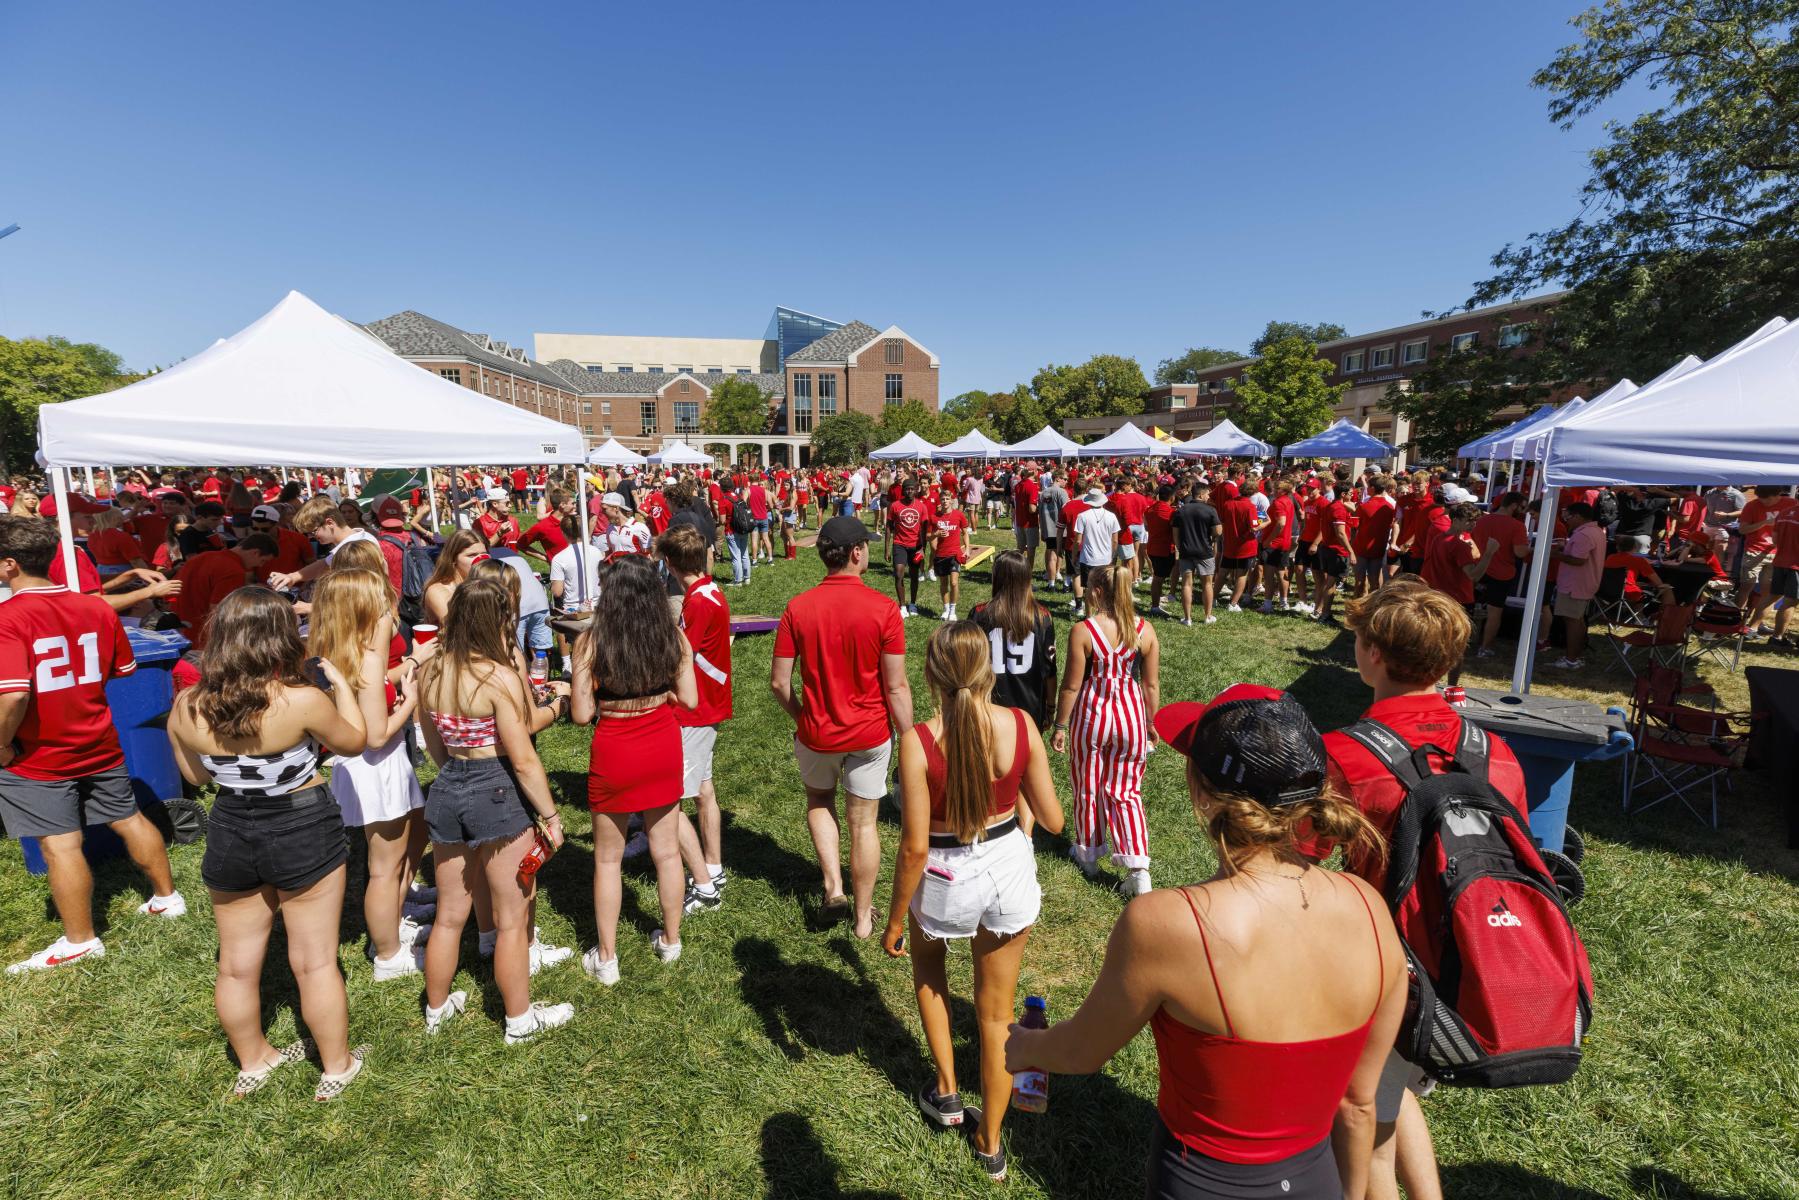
[2,527,1797,1199]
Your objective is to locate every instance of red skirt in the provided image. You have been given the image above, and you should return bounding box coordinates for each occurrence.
[587,704,682,814]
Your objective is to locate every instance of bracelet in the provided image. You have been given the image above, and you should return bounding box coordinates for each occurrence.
[1054,722,1069,732]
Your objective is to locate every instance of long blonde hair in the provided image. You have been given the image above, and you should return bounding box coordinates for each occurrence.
[1088,565,1138,650]
[328,539,398,611]
[923,621,999,843]
[306,568,389,696]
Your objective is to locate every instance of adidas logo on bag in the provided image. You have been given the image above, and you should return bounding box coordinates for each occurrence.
[1487,901,1523,928]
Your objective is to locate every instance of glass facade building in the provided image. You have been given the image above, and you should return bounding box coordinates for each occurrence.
[765,306,844,368]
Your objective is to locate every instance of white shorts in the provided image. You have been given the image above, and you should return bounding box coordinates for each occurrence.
[910,825,1041,940]
[794,737,891,800]
[1375,1047,1434,1123]
[680,724,717,799]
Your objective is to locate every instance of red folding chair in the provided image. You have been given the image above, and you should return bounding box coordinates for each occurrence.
[1623,667,1758,828]
[1691,600,1751,673]
[1609,601,1694,678]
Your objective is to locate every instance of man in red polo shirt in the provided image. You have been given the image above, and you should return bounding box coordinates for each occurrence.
[176,535,277,648]
[248,504,315,581]
[660,524,733,914]
[1214,481,1260,612]
[1471,492,1532,657]
[770,516,914,940]
[516,490,576,562]
[1420,503,1501,686]
[1324,579,1528,1200]
[1012,467,1042,578]
[1312,486,1354,624]
[474,488,521,550]
[1349,476,1397,599]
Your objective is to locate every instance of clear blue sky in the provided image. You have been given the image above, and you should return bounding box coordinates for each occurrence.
[0,1,1609,394]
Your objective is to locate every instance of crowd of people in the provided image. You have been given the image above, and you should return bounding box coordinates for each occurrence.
[0,451,1787,1197]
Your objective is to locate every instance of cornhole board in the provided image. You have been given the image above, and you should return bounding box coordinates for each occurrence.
[732,614,780,636]
[963,544,996,571]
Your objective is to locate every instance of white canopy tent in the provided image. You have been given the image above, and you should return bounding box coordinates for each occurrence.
[1077,423,1172,458]
[932,429,1008,461]
[1002,425,1084,459]
[36,289,591,591]
[648,440,714,466]
[587,438,648,467]
[869,431,940,460]
[1519,381,1640,464]
[1459,404,1555,460]
[1281,419,1394,460]
[1172,419,1275,458]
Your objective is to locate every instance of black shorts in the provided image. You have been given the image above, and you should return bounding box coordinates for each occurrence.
[1772,565,1799,600]
[892,543,924,571]
[1295,546,1317,570]
[1219,555,1254,571]
[426,756,534,848]
[1477,573,1517,608]
[1042,534,1061,552]
[202,783,348,894]
[0,765,137,840]
[932,557,961,577]
[1150,554,1175,577]
[1146,1119,1340,1199]
[1258,546,1291,569]
[1399,554,1424,576]
[1318,548,1349,579]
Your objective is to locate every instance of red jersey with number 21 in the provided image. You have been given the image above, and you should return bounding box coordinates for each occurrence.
[0,586,135,780]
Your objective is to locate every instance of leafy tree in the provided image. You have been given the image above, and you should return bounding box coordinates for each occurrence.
[877,398,942,443]
[1154,346,1245,384]
[1383,335,1556,462]
[1029,354,1150,425]
[991,385,1046,444]
[809,410,879,466]
[1471,0,1799,382]
[700,376,771,436]
[1250,321,1346,357]
[0,335,131,472]
[943,389,993,417]
[1231,335,1345,449]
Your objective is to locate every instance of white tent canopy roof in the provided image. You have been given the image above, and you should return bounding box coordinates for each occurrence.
[1459,405,1557,460]
[1281,419,1394,459]
[1002,425,1084,459]
[869,431,940,460]
[932,429,1008,461]
[38,290,588,467]
[647,440,713,465]
[1545,316,1799,487]
[1078,422,1172,458]
[1172,419,1275,458]
[587,438,647,467]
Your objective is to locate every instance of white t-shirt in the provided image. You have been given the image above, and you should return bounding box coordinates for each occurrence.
[602,521,651,557]
[328,529,377,560]
[1073,507,1122,566]
[494,551,550,616]
[1250,490,1271,519]
[849,469,869,505]
[549,542,603,612]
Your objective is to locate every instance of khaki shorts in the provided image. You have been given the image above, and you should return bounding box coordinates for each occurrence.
[794,737,891,800]
[1375,1047,1433,1123]
[680,724,717,799]
[1743,548,1775,585]
[1553,593,1592,621]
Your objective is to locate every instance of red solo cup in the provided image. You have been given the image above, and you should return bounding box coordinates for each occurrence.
[413,624,439,644]
[1444,685,1466,705]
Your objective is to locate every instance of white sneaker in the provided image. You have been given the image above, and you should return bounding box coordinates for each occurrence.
[7,935,104,975]
[1125,869,1153,897]
[622,831,650,859]
[137,892,187,918]
[1551,657,1585,669]
[397,917,432,947]
[925,569,937,581]
[1068,847,1099,879]
[372,944,425,981]
[504,1001,574,1045]
[1293,601,1315,614]
[652,930,682,962]
[1204,615,1218,625]
[582,947,620,986]
[1227,604,1242,613]
[1178,617,1193,627]
[530,936,575,974]
[425,990,467,1033]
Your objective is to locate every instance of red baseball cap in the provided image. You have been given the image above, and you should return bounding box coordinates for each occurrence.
[37,493,110,518]
[371,495,406,530]
[1153,684,1328,808]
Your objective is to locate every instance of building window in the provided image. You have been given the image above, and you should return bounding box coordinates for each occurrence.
[674,400,700,435]
[737,367,752,375]
[818,374,836,417]
[885,373,904,403]
[884,338,905,364]
[601,402,611,415]
[1498,323,1531,349]
[1451,332,1480,353]
[602,425,612,436]
[1341,350,1366,374]
[581,402,593,414]
[613,365,632,373]
[792,375,813,434]
[583,424,594,434]
[704,366,722,374]
[586,365,606,375]
[1370,346,1395,369]
[1401,339,1429,365]
[640,401,658,436]
[438,368,462,385]
[648,366,664,374]
[679,378,691,393]
[792,373,812,401]
[675,366,693,374]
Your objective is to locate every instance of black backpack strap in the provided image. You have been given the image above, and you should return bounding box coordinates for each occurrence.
[1457,718,1492,786]
[1341,719,1433,791]
[1343,718,1464,912]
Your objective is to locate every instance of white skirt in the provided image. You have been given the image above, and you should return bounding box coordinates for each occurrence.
[330,729,425,827]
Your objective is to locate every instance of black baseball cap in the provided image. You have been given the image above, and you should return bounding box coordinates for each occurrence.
[818,515,871,550]
[1153,684,1328,808]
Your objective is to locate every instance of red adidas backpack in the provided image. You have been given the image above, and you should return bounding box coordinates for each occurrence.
[1341,718,1595,1088]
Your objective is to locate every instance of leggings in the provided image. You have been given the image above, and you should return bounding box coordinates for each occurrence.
[1146,1121,1342,1199]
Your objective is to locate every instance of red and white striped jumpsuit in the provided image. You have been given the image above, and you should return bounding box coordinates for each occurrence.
[1069,616,1150,870]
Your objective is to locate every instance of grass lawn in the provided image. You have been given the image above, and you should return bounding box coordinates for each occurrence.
[2,527,1797,1199]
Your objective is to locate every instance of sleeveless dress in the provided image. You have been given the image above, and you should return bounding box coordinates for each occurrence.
[1069,617,1150,869]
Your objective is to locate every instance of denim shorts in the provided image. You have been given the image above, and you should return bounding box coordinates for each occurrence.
[426,756,534,847]
[752,518,770,533]
[202,783,348,894]
[517,610,552,653]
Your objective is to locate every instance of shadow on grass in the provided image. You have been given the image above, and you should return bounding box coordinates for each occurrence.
[1440,1162,1765,1199]
[759,1113,906,1200]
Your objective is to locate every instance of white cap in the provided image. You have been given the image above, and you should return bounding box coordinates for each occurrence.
[483,487,508,501]
[602,492,628,509]
[250,504,282,522]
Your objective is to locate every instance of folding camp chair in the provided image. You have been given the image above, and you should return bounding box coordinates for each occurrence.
[1623,667,1758,828]
[1691,601,1752,673]
[1608,601,1694,679]
[1593,566,1651,634]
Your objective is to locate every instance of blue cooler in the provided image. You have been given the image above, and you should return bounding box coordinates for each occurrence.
[20,628,192,875]
[1454,689,1632,855]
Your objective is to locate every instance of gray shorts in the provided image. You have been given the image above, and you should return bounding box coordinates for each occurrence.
[1376,1047,1434,1122]
[0,764,137,839]
[1015,526,1040,549]
[425,756,534,847]
[681,724,717,798]
[1175,556,1216,577]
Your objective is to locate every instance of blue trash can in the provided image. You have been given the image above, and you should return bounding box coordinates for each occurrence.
[20,628,191,875]
[1455,689,1633,854]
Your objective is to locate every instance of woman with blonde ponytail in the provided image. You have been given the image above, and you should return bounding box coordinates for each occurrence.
[1007,685,1403,1199]
[882,621,1062,1182]
[1051,563,1161,894]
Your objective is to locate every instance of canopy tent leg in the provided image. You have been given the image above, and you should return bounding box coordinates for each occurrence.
[50,468,80,590]
[576,469,593,610]
[426,468,441,533]
[1509,485,1562,695]
[81,465,95,496]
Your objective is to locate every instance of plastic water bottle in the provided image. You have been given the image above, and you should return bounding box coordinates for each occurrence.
[1011,996,1050,1112]
[530,650,549,688]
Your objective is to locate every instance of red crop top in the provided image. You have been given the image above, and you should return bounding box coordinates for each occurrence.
[914,707,1028,824]
[1149,884,1383,1165]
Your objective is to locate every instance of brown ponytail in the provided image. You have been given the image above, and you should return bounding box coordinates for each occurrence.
[924,622,999,843]
[1194,760,1386,877]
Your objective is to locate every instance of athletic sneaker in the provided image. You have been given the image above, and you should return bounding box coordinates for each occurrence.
[136,891,187,918]
[925,569,937,581]
[1149,606,1170,618]
[918,1086,965,1128]
[1292,600,1314,614]
[683,883,722,914]
[371,944,425,981]
[652,930,682,962]
[503,1001,575,1045]
[1551,656,1585,669]
[7,935,104,975]
[963,1108,1008,1181]
[1178,617,1193,627]
[1203,615,1218,625]
[397,917,431,947]
[530,937,575,973]
[582,946,621,986]
[709,867,729,890]
[1227,603,1242,613]
[1476,646,1497,659]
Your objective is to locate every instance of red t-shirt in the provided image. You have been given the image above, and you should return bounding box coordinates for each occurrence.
[931,510,971,561]
[1144,500,1176,557]
[1299,496,1325,546]
[86,527,143,569]
[1060,497,1088,536]
[0,586,135,780]
[1323,693,1527,893]
[774,574,905,753]
[129,514,172,562]
[1109,491,1149,543]
[1471,512,1528,582]
[511,468,529,492]
[1218,498,1260,559]
[1396,495,1433,551]
[176,550,251,647]
[888,501,931,549]
[642,491,671,535]
[47,549,104,595]
[1013,479,1040,526]
[1423,531,1479,604]
[1322,500,1353,554]
[1772,502,1799,570]
[517,515,570,560]
[1742,497,1790,553]
[475,512,520,550]
[1349,495,1395,558]
[679,577,733,727]
[1263,495,1297,552]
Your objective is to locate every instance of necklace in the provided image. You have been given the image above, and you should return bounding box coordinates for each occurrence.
[1242,863,1310,909]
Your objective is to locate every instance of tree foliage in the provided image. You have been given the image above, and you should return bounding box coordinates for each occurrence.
[0,335,131,471]
[1029,354,1150,424]
[1154,346,1245,385]
[1231,335,1344,449]
[1250,321,1346,357]
[1383,337,1556,462]
[808,410,879,466]
[700,376,771,436]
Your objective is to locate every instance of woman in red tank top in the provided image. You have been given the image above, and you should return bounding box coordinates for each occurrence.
[881,622,1063,1182]
[1006,685,1406,1199]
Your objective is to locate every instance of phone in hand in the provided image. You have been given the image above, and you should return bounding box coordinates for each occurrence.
[303,655,333,692]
